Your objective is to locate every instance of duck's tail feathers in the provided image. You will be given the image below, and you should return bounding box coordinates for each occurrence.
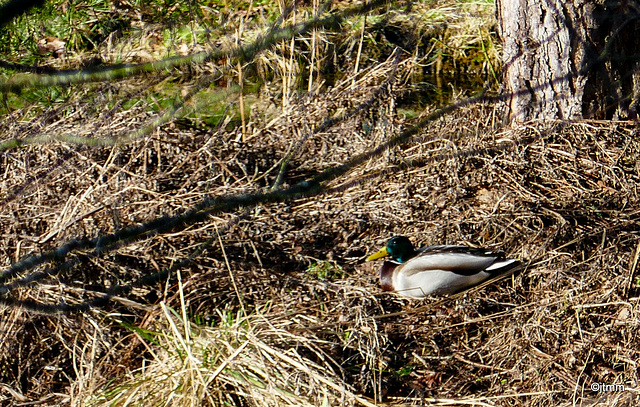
[485,259,522,275]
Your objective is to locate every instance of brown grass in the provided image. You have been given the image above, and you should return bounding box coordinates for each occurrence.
[2,5,640,407]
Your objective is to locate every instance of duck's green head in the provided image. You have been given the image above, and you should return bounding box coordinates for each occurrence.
[366,236,416,263]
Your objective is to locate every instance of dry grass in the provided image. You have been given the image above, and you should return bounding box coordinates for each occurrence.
[2,53,639,405]
[2,2,640,406]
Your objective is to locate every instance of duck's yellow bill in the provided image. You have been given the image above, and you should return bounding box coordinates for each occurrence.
[366,246,389,261]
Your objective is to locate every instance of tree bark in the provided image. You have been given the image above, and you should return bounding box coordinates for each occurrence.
[496,0,640,122]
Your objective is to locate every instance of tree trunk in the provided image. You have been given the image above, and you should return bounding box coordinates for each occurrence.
[496,0,640,122]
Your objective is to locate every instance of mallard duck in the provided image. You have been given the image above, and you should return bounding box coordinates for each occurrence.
[366,236,520,298]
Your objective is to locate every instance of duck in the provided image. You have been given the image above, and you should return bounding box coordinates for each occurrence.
[366,236,521,298]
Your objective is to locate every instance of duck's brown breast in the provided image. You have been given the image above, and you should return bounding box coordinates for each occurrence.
[380,261,398,291]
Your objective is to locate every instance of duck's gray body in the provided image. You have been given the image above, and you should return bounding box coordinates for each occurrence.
[379,245,520,298]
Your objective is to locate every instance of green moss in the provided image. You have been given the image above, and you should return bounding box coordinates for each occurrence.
[306,260,344,281]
